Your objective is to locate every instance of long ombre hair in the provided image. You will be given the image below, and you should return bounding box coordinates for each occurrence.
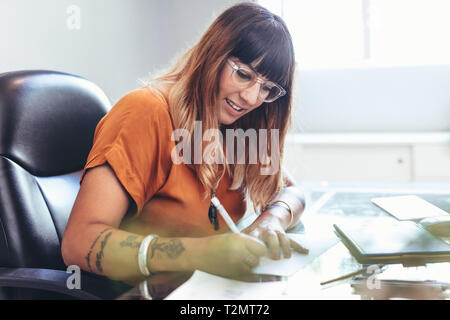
[151,2,295,212]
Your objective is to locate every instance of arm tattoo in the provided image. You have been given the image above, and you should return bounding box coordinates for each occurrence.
[95,231,112,273]
[150,239,185,259]
[85,227,113,273]
[120,235,141,248]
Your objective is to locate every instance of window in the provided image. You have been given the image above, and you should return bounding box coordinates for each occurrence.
[259,0,450,133]
[260,0,450,70]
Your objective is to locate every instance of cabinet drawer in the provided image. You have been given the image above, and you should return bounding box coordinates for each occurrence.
[284,144,411,182]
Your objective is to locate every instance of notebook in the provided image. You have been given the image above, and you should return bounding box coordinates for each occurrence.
[333,218,450,266]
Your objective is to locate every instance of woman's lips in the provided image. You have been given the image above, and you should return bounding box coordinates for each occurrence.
[225,98,245,116]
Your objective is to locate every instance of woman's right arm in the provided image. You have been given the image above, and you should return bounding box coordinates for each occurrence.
[61,164,266,284]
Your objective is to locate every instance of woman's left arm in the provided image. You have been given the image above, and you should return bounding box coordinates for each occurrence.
[242,169,307,260]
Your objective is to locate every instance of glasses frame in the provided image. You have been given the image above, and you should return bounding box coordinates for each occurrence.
[227,59,286,103]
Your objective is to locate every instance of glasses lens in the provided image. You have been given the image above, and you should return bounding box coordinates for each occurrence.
[229,61,285,103]
[261,84,281,102]
[233,67,254,85]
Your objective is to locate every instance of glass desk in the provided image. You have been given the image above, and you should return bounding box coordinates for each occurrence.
[118,181,450,300]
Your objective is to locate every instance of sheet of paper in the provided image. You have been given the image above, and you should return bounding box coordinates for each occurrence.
[251,229,339,276]
[165,270,287,300]
[371,195,449,220]
[165,227,340,300]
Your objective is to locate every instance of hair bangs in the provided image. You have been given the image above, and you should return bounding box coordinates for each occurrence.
[230,19,294,88]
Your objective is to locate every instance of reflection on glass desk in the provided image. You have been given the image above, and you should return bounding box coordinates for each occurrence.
[118,181,450,300]
[351,263,450,300]
[315,191,450,218]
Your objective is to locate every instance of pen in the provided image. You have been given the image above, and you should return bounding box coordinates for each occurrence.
[211,197,310,255]
[211,196,240,233]
[320,264,385,286]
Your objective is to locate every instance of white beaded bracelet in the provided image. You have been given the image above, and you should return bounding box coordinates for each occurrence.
[138,234,158,276]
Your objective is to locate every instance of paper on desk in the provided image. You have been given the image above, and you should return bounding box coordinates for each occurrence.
[371,195,449,220]
[165,228,339,300]
[165,270,287,300]
[251,230,339,276]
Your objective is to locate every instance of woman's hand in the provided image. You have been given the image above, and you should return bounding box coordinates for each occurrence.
[242,206,308,260]
[193,233,267,278]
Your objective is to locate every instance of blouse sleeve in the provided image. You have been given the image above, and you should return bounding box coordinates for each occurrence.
[81,88,173,213]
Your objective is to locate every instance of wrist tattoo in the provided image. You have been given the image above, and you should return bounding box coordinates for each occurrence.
[85,227,113,273]
[150,239,185,259]
[95,231,112,273]
[120,235,141,249]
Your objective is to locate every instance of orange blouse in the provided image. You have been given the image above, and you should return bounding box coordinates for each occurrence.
[82,87,246,237]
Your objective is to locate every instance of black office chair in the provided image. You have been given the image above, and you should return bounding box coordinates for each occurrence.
[0,70,131,299]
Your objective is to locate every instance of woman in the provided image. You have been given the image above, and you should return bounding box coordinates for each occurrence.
[62,2,306,284]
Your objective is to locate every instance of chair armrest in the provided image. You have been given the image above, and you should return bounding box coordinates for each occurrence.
[0,267,128,299]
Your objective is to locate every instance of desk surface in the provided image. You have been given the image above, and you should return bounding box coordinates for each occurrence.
[118,181,450,300]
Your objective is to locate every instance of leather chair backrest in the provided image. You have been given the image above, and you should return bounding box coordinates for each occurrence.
[0,70,111,270]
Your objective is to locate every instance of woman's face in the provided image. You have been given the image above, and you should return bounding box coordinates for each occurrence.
[217,58,266,125]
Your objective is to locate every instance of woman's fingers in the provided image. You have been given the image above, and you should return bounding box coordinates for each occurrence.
[262,230,282,260]
[242,233,267,257]
[243,254,260,268]
[289,237,309,254]
[244,228,309,259]
[262,232,309,259]
[277,231,292,259]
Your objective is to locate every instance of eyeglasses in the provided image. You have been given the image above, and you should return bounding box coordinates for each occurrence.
[227,59,286,103]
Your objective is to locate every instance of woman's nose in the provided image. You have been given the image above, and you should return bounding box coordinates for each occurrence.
[240,82,260,106]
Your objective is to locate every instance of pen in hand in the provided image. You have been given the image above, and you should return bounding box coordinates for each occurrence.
[212,197,309,255]
[211,196,240,234]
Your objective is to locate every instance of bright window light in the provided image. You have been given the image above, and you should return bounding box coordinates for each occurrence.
[259,0,450,69]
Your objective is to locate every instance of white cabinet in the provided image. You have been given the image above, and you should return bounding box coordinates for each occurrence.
[283,133,450,183]
[413,145,450,181]
[284,144,411,182]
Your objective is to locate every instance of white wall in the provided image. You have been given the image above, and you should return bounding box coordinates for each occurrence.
[156,0,242,67]
[2,0,448,183]
[0,0,244,102]
[292,65,450,133]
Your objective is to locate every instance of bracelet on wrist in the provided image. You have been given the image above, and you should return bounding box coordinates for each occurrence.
[138,234,159,276]
[265,200,294,228]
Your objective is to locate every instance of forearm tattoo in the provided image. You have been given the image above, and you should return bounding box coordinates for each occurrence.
[120,235,141,248]
[95,231,112,273]
[150,239,185,259]
[85,227,113,273]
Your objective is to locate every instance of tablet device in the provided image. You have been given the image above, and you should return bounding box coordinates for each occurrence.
[334,218,450,266]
